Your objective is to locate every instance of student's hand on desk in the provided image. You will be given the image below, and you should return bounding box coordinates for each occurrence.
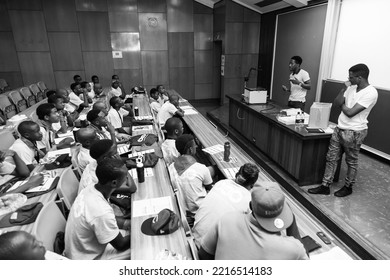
[0,149,15,160]
[27,174,44,187]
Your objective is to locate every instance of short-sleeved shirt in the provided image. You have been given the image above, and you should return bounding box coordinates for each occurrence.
[149,98,162,115]
[36,125,54,152]
[76,146,94,173]
[201,212,308,260]
[168,156,213,215]
[10,138,38,166]
[78,160,98,194]
[192,179,250,246]
[69,92,83,107]
[106,107,129,129]
[289,69,310,102]
[65,186,120,260]
[109,87,122,97]
[158,101,178,126]
[337,85,378,131]
[161,139,179,166]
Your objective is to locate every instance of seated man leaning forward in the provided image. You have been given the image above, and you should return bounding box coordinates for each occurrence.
[168,134,213,225]
[161,117,183,166]
[73,128,99,173]
[65,158,131,260]
[199,182,308,260]
[157,94,184,128]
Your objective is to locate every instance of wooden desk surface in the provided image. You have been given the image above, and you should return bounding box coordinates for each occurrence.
[179,98,357,258]
[130,94,193,260]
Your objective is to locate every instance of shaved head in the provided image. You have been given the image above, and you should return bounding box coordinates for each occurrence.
[76,128,98,148]
[17,120,39,135]
[93,101,108,116]
[0,231,46,260]
[165,117,183,138]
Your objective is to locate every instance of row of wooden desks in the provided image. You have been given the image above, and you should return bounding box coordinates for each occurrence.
[130,94,193,260]
[179,97,357,259]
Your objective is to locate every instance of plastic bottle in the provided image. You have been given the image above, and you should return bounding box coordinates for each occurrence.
[295,112,301,127]
[134,106,139,116]
[136,161,145,183]
[299,110,305,127]
[224,142,230,162]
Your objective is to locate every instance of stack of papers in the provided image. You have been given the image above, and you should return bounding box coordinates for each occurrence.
[134,115,153,120]
[132,125,153,132]
[202,144,224,155]
[223,167,240,179]
[8,175,55,193]
[132,196,173,217]
[280,108,301,116]
[276,115,296,125]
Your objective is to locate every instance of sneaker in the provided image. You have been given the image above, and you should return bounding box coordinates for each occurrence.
[334,186,352,197]
[308,185,330,195]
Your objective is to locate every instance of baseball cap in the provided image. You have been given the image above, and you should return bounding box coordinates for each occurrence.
[251,182,293,232]
[141,209,180,236]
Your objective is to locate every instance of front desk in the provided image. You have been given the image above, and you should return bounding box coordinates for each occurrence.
[227,94,333,186]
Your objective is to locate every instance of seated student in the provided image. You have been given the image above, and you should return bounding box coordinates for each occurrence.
[73,128,99,173]
[158,94,184,127]
[87,109,127,143]
[192,163,259,247]
[45,89,57,98]
[157,84,169,105]
[47,94,73,133]
[0,231,46,260]
[73,74,82,84]
[80,81,95,101]
[93,101,108,116]
[91,75,99,85]
[199,182,308,260]
[149,88,162,115]
[35,103,73,153]
[112,74,127,97]
[168,134,213,225]
[161,117,183,166]
[107,96,131,136]
[78,139,136,195]
[10,121,45,171]
[65,158,131,260]
[109,80,123,98]
[69,82,89,111]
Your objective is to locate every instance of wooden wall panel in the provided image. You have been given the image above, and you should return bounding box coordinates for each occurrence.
[194,50,213,83]
[226,0,243,22]
[48,32,84,71]
[18,52,55,88]
[108,0,137,12]
[9,11,49,51]
[109,12,139,32]
[75,0,107,12]
[78,12,111,51]
[241,54,258,88]
[0,72,23,89]
[244,8,261,22]
[114,69,143,91]
[195,83,213,100]
[194,14,213,32]
[169,67,194,100]
[141,51,168,85]
[168,32,194,67]
[43,0,78,32]
[6,0,42,10]
[138,0,166,13]
[0,10,12,31]
[224,78,243,96]
[194,32,213,50]
[167,0,193,32]
[225,23,243,54]
[54,70,86,89]
[111,32,140,69]
[242,22,260,54]
[82,52,114,86]
[0,32,20,71]
[224,54,241,78]
[139,13,167,51]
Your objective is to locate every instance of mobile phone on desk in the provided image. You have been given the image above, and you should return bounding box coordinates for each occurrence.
[317,231,331,244]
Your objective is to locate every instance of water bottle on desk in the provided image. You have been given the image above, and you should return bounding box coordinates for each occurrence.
[224,142,230,162]
[136,158,145,183]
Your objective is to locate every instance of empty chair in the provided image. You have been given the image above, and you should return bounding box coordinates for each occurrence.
[57,166,80,210]
[0,129,16,150]
[32,201,66,252]
[0,93,17,119]
[19,87,36,107]
[28,83,44,102]
[0,79,9,93]
[7,90,28,112]
[37,81,48,97]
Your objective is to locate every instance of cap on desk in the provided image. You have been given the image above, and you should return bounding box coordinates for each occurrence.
[141,208,180,236]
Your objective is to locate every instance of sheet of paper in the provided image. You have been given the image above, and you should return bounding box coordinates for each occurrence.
[132,125,153,132]
[134,115,153,120]
[47,148,71,158]
[132,196,173,218]
[180,105,193,110]
[128,149,154,158]
[183,108,198,115]
[218,156,238,164]
[129,168,154,179]
[8,176,55,193]
[54,136,75,145]
[223,167,240,179]
[57,131,74,138]
[202,144,224,155]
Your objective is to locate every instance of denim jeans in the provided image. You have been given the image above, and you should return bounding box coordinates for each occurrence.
[322,127,368,187]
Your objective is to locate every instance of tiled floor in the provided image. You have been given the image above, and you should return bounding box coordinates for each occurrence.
[193,101,390,259]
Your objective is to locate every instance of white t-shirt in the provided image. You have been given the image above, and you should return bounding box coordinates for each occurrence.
[37,126,54,151]
[168,160,213,215]
[150,98,162,115]
[158,101,178,126]
[110,87,122,97]
[192,179,251,246]
[289,69,310,102]
[64,186,120,260]
[76,146,94,173]
[65,103,76,113]
[10,138,38,166]
[161,139,179,166]
[69,92,83,107]
[78,160,98,194]
[106,107,129,129]
[337,85,378,131]
[0,156,16,185]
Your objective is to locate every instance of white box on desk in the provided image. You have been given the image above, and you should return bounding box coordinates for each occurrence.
[243,87,267,104]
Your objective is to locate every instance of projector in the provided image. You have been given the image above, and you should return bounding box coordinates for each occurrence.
[242,87,267,104]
